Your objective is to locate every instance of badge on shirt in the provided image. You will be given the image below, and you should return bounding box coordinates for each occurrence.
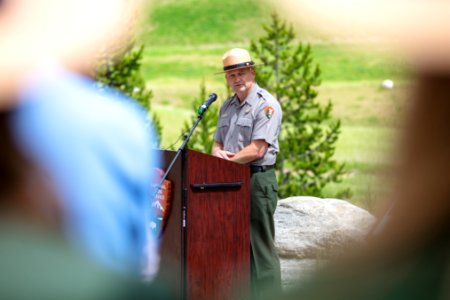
[264,106,274,119]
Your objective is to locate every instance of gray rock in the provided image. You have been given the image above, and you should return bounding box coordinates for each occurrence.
[274,196,376,289]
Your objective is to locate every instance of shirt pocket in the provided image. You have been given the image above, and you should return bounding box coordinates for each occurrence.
[218,117,230,139]
[236,117,253,145]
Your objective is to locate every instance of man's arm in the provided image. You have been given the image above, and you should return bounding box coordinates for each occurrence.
[213,140,269,164]
[230,139,268,165]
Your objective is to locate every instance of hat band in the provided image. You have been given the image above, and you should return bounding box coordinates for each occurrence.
[223,61,255,71]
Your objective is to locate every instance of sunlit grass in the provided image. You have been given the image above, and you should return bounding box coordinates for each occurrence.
[143,0,271,45]
[322,125,398,210]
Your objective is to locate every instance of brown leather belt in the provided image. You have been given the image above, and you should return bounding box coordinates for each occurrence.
[250,165,275,175]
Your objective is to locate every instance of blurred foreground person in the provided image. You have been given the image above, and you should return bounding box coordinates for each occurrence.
[11,66,160,274]
[0,113,171,300]
[265,1,450,299]
[0,0,161,278]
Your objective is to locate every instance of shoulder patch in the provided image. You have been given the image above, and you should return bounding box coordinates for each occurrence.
[264,106,275,119]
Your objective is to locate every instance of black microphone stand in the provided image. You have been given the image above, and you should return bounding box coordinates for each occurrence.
[152,110,206,199]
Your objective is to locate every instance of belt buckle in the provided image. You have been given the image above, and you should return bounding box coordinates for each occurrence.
[250,165,265,174]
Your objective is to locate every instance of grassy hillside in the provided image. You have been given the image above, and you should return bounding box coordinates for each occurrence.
[139,0,410,210]
[141,44,409,108]
[144,0,272,45]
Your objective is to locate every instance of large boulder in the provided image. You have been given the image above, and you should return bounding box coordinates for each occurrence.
[274,196,376,289]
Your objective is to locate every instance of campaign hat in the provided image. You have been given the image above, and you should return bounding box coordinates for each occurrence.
[219,48,261,73]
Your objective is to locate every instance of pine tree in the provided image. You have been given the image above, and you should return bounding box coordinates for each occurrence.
[250,13,346,198]
[95,45,162,146]
[181,81,219,154]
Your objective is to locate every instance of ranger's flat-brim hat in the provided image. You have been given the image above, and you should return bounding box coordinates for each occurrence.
[217,48,262,74]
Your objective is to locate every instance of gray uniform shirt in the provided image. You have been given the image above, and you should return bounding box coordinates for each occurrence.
[213,83,282,166]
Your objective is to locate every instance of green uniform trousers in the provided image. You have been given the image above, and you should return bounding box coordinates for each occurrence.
[250,168,281,297]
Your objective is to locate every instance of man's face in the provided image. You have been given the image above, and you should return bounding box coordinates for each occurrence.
[225,67,255,99]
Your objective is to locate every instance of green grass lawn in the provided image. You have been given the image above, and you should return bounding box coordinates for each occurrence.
[323,124,398,208]
[142,0,272,45]
[140,0,411,211]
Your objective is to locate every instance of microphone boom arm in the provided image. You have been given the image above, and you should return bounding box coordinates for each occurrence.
[152,93,216,200]
[157,114,202,188]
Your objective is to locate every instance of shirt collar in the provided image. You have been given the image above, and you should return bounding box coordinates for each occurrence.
[231,83,260,107]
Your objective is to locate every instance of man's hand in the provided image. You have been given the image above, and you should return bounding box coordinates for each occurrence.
[212,142,235,160]
[213,149,235,160]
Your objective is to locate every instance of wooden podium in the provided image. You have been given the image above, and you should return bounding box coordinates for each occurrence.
[156,149,250,300]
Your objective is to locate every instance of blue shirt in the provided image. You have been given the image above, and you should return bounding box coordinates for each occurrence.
[11,67,160,273]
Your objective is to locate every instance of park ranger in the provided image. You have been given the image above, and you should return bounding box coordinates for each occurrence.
[212,48,282,296]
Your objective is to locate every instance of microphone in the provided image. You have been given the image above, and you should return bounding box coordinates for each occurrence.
[197,93,217,116]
